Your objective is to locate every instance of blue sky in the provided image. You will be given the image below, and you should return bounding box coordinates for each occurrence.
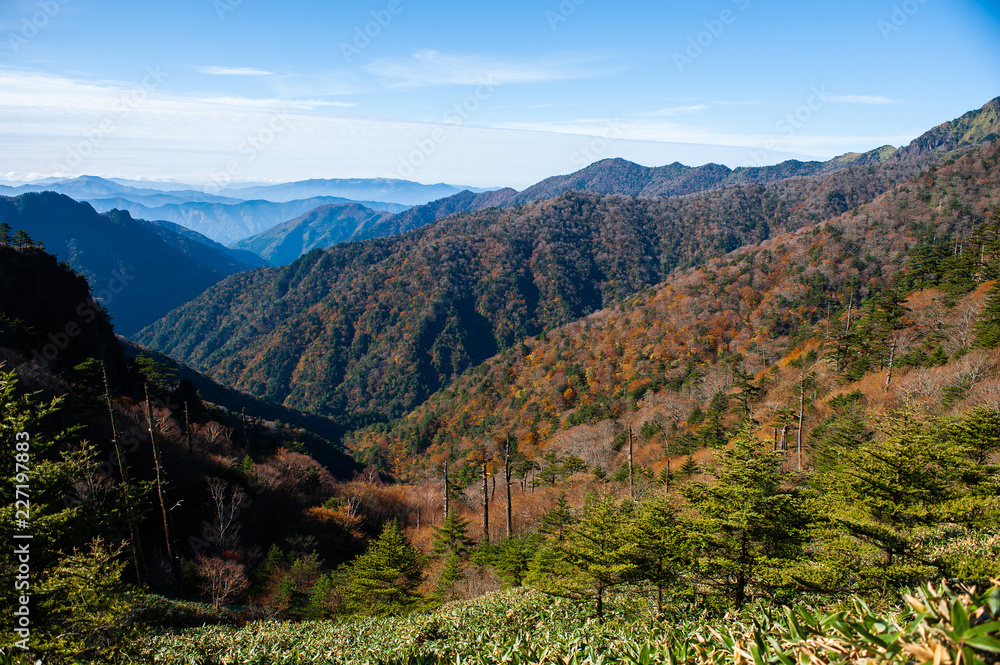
[1,0,998,188]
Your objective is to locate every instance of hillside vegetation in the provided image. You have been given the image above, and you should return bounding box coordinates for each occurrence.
[136,98,993,422]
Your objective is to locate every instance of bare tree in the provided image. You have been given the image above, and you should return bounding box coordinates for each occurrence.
[206,478,246,550]
[201,421,233,451]
[195,556,249,608]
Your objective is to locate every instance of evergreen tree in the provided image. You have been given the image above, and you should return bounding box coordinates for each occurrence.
[626,494,690,615]
[341,520,424,616]
[431,510,473,557]
[1,369,141,660]
[0,221,12,245]
[35,539,136,661]
[804,406,977,592]
[305,573,338,619]
[972,281,1000,348]
[539,493,574,541]
[529,493,636,620]
[682,423,804,608]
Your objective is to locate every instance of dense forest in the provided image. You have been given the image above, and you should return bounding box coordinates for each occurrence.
[2,101,1000,664]
[135,98,998,425]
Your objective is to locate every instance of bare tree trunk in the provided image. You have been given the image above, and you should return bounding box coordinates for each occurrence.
[504,436,513,539]
[146,385,180,592]
[443,460,450,520]
[885,336,897,390]
[184,402,192,454]
[846,291,854,332]
[628,425,634,500]
[104,363,145,585]
[797,365,805,472]
[481,459,489,543]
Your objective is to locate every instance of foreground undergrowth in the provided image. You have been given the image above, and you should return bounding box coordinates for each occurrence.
[129,581,1000,665]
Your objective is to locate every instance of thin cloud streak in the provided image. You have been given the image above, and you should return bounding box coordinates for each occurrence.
[366,49,616,88]
[198,66,276,76]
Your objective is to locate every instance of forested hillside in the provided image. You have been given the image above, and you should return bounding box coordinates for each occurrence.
[0,193,260,334]
[230,203,396,266]
[3,104,1000,665]
[350,140,1000,480]
[136,98,999,423]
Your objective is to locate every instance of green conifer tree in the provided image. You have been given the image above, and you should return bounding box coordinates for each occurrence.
[342,520,424,616]
[529,493,636,620]
[972,281,1000,348]
[682,423,804,608]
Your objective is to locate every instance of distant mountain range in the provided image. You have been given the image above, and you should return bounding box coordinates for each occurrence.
[231,203,397,266]
[0,193,262,334]
[134,96,1000,421]
[86,196,410,246]
[217,178,498,206]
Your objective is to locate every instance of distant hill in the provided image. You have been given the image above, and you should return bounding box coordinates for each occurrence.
[0,175,238,205]
[219,178,496,206]
[138,218,269,270]
[0,193,258,334]
[510,147,898,204]
[86,196,411,245]
[230,203,396,265]
[509,97,999,204]
[136,97,1000,422]
[352,188,518,243]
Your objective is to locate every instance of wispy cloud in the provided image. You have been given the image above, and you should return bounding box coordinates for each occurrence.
[825,94,898,104]
[636,104,708,117]
[198,66,275,76]
[367,49,614,88]
[711,100,761,106]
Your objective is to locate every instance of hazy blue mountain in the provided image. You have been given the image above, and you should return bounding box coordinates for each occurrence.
[218,178,496,206]
[0,192,256,334]
[138,218,269,270]
[0,175,235,205]
[353,188,519,243]
[86,196,410,245]
[230,203,396,265]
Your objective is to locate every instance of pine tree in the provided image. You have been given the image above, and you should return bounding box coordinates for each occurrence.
[529,493,636,620]
[682,423,804,608]
[431,510,473,557]
[305,573,338,619]
[1,369,141,659]
[342,520,424,616]
[539,493,574,542]
[805,405,977,592]
[972,281,1000,348]
[626,494,690,615]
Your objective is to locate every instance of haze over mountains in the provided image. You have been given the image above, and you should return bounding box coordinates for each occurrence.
[4,97,997,341]
[4,92,1000,659]
[136,98,1000,424]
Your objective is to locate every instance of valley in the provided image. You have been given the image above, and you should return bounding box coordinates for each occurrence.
[2,98,999,664]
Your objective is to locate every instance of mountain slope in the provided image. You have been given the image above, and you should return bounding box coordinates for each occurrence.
[352,188,518,243]
[0,193,251,334]
[218,177,493,206]
[137,218,269,270]
[230,203,396,265]
[136,100,1000,423]
[87,196,411,245]
[349,139,1000,478]
[135,146,929,419]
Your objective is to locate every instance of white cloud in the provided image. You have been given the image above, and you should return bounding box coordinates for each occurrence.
[636,104,708,117]
[825,94,898,105]
[198,66,275,77]
[0,67,909,190]
[366,49,614,88]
